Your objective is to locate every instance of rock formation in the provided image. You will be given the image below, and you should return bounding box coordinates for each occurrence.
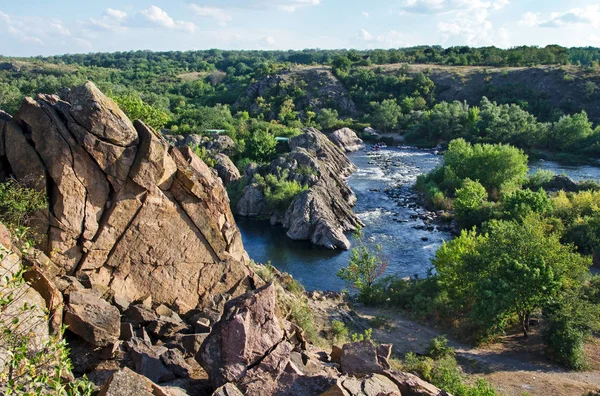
[236,128,363,249]
[328,128,365,153]
[0,83,445,396]
[198,283,448,396]
[1,81,256,315]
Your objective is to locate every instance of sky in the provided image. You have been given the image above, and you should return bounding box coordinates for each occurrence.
[1,0,600,57]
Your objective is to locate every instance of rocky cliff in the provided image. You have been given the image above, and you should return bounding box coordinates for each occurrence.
[236,128,363,249]
[1,81,255,315]
[0,82,444,396]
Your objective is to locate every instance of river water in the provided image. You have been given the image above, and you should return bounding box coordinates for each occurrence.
[238,148,450,291]
[238,149,600,291]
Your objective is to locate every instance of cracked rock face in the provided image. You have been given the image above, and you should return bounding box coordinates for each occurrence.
[4,81,255,315]
[236,128,363,250]
[328,127,366,153]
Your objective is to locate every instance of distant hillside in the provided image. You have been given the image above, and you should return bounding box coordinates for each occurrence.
[375,64,600,124]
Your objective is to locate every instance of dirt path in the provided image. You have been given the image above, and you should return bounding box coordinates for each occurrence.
[354,306,600,396]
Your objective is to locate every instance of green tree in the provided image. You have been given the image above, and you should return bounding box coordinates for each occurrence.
[454,179,488,218]
[371,99,402,132]
[111,92,170,130]
[316,108,340,130]
[337,229,389,304]
[245,129,277,163]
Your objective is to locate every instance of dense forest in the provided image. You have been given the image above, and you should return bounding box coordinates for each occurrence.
[2,45,600,170]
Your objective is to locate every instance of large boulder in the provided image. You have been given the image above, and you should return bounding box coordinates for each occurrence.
[63,290,121,346]
[340,340,385,376]
[329,128,365,153]
[213,153,241,186]
[4,82,256,315]
[98,367,174,396]
[234,128,363,249]
[198,283,287,387]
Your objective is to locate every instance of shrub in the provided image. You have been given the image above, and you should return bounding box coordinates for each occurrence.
[111,92,170,130]
[0,179,47,233]
[337,229,389,304]
[427,336,455,360]
[527,169,555,189]
[454,179,488,218]
[256,170,308,212]
[191,144,216,167]
[502,188,552,221]
[331,320,349,342]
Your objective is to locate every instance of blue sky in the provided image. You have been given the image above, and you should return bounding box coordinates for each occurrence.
[1,0,600,56]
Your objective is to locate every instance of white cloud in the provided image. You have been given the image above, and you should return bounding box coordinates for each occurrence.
[358,28,419,48]
[0,11,92,51]
[398,0,508,15]
[89,8,128,31]
[264,36,276,45]
[140,5,195,33]
[106,8,127,21]
[538,5,600,29]
[189,5,233,26]
[278,0,321,13]
[426,0,510,47]
[519,12,540,27]
[362,11,370,18]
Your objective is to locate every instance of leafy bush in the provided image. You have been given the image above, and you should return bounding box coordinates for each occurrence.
[331,320,349,342]
[111,91,170,130]
[454,179,488,218]
[427,336,455,360]
[254,170,308,212]
[191,144,216,167]
[0,179,47,232]
[502,188,552,221]
[337,229,389,304]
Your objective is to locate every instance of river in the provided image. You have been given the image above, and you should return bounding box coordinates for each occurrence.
[238,147,450,291]
[238,149,600,291]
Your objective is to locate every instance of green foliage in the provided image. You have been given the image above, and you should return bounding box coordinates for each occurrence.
[337,229,389,304]
[403,352,498,396]
[289,303,317,343]
[331,320,349,342]
[254,170,308,212]
[111,92,170,130]
[371,99,403,132]
[0,179,47,234]
[245,129,277,163]
[351,328,373,342]
[527,169,556,189]
[316,108,341,130]
[550,112,596,151]
[191,144,216,167]
[434,215,590,340]
[543,288,600,370]
[502,188,552,221]
[454,179,488,218]
[427,336,455,360]
[443,139,529,195]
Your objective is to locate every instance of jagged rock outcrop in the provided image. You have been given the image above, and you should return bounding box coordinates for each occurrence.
[2,81,256,315]
[198,283,447,396]
[213,153,241,186]
[329,128,365,153]
[236,128,363,249]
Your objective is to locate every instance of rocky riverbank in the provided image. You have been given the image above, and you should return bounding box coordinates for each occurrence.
[235,128,364,249]
[363,148,459,236]
[0,82,446,396]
